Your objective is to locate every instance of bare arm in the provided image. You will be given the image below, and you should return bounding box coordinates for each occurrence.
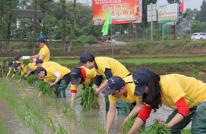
[5,69,11,79]
[124,102,143,124]
[39,55,45,61]
[31,54,40,59]
[106,102,116,134]
[127,117,144,134]
[96,79,108,93]
[71,93,76,107]
[25,70,32,78]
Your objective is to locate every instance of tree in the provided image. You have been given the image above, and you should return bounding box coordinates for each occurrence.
[61,0,66,53]
[184,8,198,21]
[68,0,77,52]
[167,0,180,4]
[196,0,206,22]
[191,20,204,33]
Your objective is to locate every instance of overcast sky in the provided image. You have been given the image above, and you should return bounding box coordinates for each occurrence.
[77,0,203,10]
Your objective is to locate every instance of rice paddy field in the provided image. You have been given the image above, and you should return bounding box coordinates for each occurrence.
[1,55,205,134]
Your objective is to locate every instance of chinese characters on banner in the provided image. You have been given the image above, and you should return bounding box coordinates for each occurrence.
[92,0,142,25]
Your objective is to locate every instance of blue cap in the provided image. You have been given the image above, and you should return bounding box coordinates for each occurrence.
[132,67,152,96]
[102,76,125,95]
[35,67,46,74]
[8,61,13,67]
[14,55,21,61]
[77,52,93,66]
[12,62,20,69]
[35,38,45,45]
[70,68,82,84]
[36,59,43,65]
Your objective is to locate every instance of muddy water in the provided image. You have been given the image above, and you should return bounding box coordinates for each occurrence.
[2,73,205,133]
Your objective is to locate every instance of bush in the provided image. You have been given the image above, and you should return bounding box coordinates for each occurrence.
[77,35,98,44]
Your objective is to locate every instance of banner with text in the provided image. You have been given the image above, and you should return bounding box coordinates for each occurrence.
[158,3,178,23]
[92,0,142,25]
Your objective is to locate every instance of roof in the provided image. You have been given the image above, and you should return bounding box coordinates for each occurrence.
[13,9,44,19]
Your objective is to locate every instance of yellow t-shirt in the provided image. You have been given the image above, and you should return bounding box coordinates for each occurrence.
[44,65,70,82]
[71,67,96,92]
[39,44,50,62]
[42,61,60,68]
[26,63,37,72]
[109,75,142,103]
[160,74,206,109]
[21,65,28,75]
[95,57,130,78]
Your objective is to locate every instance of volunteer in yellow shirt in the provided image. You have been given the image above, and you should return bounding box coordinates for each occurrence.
[12,62,37,82]
[35,65,71,98]
[128,67,206,134]
[70,66,96,107]
[31,38,50,62]
[35,59,60,68]
[102,76,143,134]
[5,61,16,79]
[77,52,133,116]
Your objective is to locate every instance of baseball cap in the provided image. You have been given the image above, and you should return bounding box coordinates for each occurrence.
[102,76,125,95]
[14,55,21,61]
[77,52,93,66]
[70,68,82,84]
[132,67,152,96]
[12,62,20,69]
[35,67,46,75]
[8,61,13,67]
[35,38,45,45]
[36,59,43,65]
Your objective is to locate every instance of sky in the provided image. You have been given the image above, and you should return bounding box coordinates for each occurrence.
[77,0,203,10]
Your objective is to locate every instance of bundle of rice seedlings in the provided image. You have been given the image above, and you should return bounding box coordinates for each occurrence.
[26,75,38,85]
[121,117,136,134]
[75,87,99,111]
[37,81,54,96]
[22,59,30,66]
[142,121,170,134]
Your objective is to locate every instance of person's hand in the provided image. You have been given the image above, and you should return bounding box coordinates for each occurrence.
[49,82,55,87]
[5,77,8,80]
[153,118,168,128]
[18,79,21,83]
[24,75,28,78]
[38,92,42,98]
[123,116,129,125]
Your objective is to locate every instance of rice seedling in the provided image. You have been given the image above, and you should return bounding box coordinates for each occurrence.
[75,87,99,112]
[37,81,54,97]
[142,121,170,134]
[26,75,38,85]
[22,59,30,66]
[121,117,136,134]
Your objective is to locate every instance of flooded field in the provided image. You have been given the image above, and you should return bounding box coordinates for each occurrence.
[1,73,203,133]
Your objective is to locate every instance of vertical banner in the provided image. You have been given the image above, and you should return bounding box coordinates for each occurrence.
[158,3,178,23]
[92,0,142,25]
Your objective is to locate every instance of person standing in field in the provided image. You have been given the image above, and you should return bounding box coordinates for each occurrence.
[127,67,206,134]
[35,64,71,98]
[31,38,50,62]
[102,76,143,134]
[70,66,96,107]
[77,52,133,116]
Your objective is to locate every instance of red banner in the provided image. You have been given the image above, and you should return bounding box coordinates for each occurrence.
[92,0,142,25]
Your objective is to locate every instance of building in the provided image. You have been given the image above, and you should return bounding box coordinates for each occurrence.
[13,9,44,28]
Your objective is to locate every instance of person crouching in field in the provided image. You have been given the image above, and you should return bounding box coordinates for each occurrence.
[35,65,71,98]
[77,52,134,116]
[5,61,16,79]
[127,67,206,134]
[70,66,96,107]
[102,76,143,134]
[12,62,37,82]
